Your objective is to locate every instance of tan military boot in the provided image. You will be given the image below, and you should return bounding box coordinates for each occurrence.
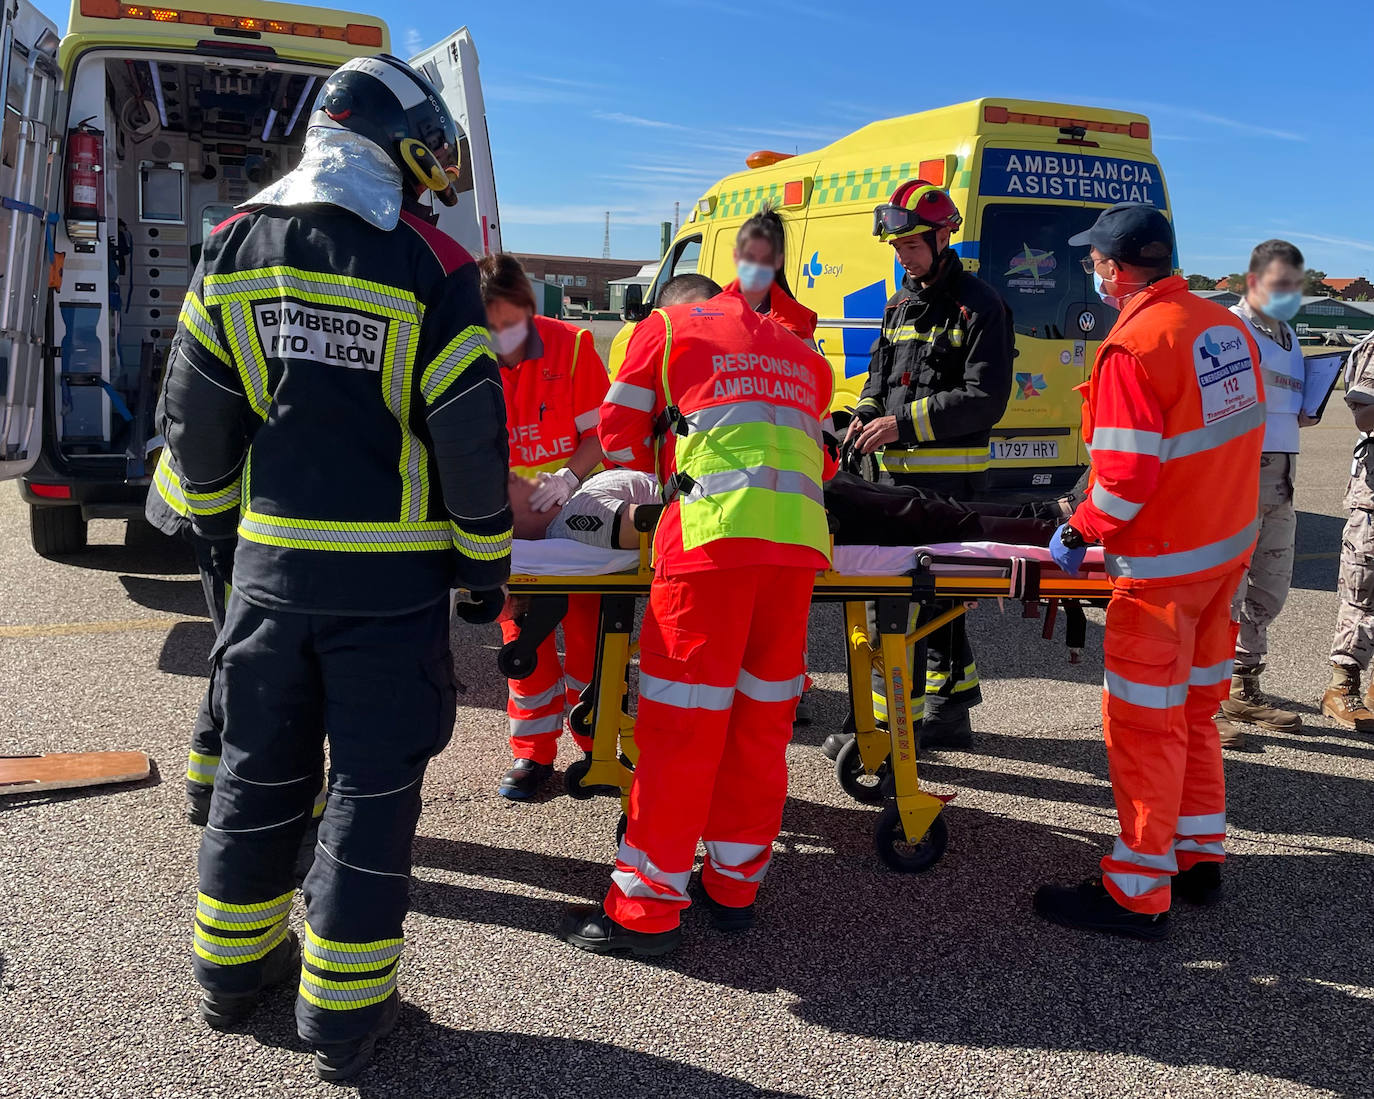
[1220,664,1302,732]
[1214,711,1248,750]
[1322,663,1374,734]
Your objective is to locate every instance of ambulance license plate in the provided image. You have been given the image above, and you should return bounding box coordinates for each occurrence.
[993,439,1059,461]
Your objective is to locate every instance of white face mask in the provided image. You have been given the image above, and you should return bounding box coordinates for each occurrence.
[492,320,529,358]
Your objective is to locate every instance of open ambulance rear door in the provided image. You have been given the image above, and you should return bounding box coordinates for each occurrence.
[409,28,501,257]
[0,0,60,481]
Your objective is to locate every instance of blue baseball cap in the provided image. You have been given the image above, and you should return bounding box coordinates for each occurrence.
[1069,203,1174,266]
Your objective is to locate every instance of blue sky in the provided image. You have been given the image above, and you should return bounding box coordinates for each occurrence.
[35,0,1373,277]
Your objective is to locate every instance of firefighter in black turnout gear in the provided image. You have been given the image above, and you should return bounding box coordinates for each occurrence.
[162,54,511,1082]
[837,180,1013,753]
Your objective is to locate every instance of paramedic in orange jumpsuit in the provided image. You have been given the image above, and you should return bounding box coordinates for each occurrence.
[1035,204,1265,940]
[479,253,610,800]
[560,273,835,956]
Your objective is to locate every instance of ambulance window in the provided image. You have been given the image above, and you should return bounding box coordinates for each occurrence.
[648,235,701,306]
[980,204,1119,340]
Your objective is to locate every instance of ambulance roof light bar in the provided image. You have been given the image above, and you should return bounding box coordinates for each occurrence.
[80,1,384,46]
[982,104,1149,140]
[746,150,793,170]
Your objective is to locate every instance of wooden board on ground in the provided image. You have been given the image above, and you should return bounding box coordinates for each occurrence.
[0,751,151,795]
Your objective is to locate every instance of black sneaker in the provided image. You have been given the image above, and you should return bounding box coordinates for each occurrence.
[498,759,554,801]
[1174,861,1222,906]
[558,905,682,957]
[821,731,853,761]
[921,705,974,750]
[186,782,213,827]
[690,873,755,932]
[793,697,815,727]
[1032,879,1169,942]
[199,931,301,1030]
[313,991,400,1083]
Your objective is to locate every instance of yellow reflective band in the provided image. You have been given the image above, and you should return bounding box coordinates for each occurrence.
[153,452,190,517]
[184,481,242,517]
[312,785,326,819]
[304,923,404,971]
[887,323,946,345]
[451,523,513,562]
[221,302,271,420]
[379,320,427,523]
[882,446,991,475]
[195,889,294,932]
[180,291,230,365]
[239,511,455,553]
[910,396,935,443]
[420,326,492,405]
[203,266,421,323]
[187,750,220,786]
[855,397,881,413]
[298,969,397,1010]
[194,919,289,966]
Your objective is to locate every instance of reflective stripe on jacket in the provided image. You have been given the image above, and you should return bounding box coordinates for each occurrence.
[162,204,512,615]
[503,315,609,477]
[855,250,1013,478]
[598,292,834,575]
[1072,275,1265,585]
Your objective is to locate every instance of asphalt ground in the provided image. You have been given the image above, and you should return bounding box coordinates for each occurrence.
[2,420,1371,1099]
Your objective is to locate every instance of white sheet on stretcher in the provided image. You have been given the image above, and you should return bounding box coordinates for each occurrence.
[513,538,1105,579]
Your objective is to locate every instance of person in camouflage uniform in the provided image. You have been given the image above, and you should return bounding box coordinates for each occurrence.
[1324,332,1374,733]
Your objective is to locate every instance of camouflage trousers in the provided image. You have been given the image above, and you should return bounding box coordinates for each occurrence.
[1234,453,1297,666]
[1331,507,1374,670]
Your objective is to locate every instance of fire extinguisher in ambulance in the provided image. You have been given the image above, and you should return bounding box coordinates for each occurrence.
[65,121,106,227]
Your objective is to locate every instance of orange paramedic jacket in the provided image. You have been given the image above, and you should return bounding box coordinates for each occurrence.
[599,292,836,576]
[722,278,819,342]
[1071,275,1265,586]
[503,315,609,477]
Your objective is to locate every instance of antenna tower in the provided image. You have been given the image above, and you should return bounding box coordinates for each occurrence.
[602,211,611,260]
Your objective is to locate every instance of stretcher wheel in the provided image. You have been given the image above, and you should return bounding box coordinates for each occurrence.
[564,757,595,801]
[568,700,593,738]
[497,644,533,679]
[834,737,890,805]
[874,804,948,873]
[616,813,628,846]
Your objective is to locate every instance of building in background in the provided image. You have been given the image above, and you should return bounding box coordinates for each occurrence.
[512,253,651,312]
[1193,290,1374,345]
[1325,278,1374,301]
[608,264,658,317]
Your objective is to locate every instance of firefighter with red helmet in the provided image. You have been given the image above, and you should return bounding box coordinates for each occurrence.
[832,180,1014,754]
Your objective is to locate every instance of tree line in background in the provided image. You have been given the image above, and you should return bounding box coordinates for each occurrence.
[1185,270,1369,300]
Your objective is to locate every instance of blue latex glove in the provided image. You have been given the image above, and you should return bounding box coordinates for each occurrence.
[1050,524,1087,577]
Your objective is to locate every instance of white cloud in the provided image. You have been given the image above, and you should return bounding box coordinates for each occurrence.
[1097,99,1305,142]
[592,111,689,131]
[1272,230,1374,254]
[403,27,423,56]
[502,203,674,228]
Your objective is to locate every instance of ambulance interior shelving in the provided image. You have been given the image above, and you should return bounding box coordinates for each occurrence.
[54,50,328,473]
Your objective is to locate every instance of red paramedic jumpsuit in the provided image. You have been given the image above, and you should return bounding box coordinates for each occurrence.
[501,314,610,764]
[598,292,835,932]
[721,278,819,342]
[1070,275,1265,915]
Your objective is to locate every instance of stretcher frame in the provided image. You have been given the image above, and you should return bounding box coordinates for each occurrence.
[500,535,1113,871]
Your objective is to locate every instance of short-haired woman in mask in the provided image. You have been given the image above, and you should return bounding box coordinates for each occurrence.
[479,253,610,799]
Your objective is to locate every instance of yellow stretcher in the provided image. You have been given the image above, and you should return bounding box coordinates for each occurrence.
[499,529,1114,873]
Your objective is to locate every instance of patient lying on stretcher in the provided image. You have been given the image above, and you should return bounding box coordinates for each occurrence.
[510,467,1072,549]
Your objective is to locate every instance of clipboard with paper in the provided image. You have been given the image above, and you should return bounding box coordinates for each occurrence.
[1303,351,1346,419]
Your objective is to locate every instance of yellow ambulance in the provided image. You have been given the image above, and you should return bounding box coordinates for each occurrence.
[617,98,1173,494]
[0,0,499,555]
